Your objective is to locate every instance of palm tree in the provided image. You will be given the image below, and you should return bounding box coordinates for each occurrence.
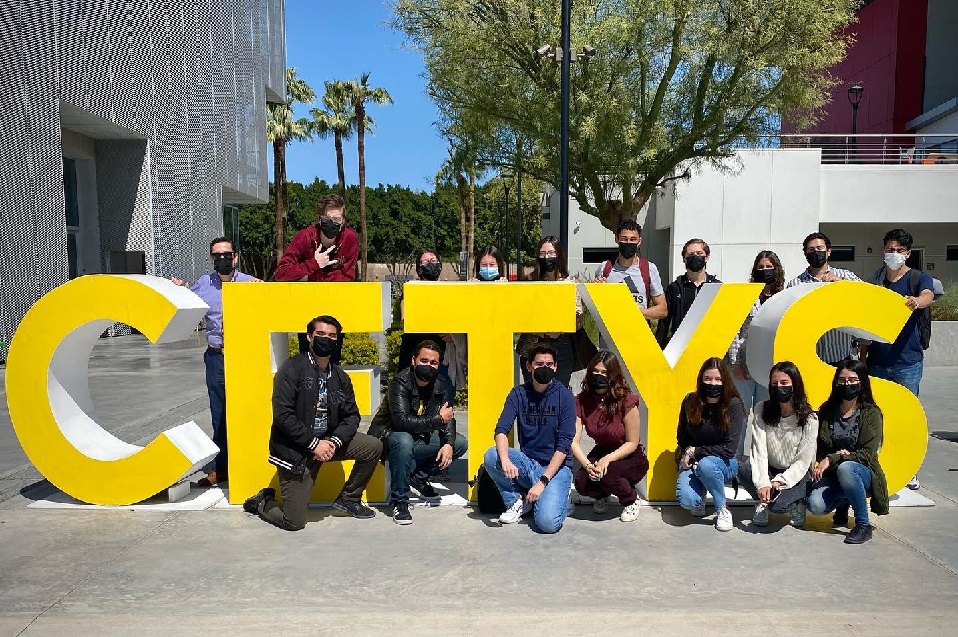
[345,73,393,281]
[311,81,355,198]
[266,67,315,261]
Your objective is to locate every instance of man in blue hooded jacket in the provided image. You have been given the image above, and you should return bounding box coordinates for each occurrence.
[482,344,576,533]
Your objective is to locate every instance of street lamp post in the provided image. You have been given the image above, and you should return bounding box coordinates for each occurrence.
[848,83,863,163]
[559,0,571,257]
[515,168,522,280]
[502,172,512,278]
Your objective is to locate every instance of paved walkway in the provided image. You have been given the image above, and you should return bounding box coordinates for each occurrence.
[1,335,958,635]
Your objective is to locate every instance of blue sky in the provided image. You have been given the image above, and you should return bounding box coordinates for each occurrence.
[278,1,445,192]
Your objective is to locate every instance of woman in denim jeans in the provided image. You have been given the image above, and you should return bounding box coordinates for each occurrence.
[675,357,746,532]
[807,359,889,545]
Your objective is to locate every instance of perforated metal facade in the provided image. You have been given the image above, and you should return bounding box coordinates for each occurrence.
[0,0,285,344]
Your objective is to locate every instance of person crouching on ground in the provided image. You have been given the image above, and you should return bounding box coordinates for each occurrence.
[243,315,381,530]
[675,357,746,532]
[368,339,468,525]
[482,344,576,533]
[738,361,818,528]
[569,351,649,522]
[806,358,889,545]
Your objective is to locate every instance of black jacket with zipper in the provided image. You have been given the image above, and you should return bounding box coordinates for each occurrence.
[656,273,721,347]
[368,366,456,445]
[267,352,360,474]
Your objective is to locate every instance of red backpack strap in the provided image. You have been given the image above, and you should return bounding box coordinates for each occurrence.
[639,257,652,302]
[602,260,613,279]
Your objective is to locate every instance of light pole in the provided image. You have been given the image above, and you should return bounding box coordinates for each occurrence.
[515,166,522,280]
[502,172,512,278]
[848,83,863,162]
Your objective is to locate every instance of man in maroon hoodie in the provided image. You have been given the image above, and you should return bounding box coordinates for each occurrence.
[275,193,359,356]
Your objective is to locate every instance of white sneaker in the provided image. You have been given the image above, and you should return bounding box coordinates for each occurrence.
[619,502,640,522]
[715,506,733,532]
[907,475,920,490]
[498,497,525,524]
[690,501,707,517]
[752,502,769,527]
[788,501,806,528]
[593,496,610,514]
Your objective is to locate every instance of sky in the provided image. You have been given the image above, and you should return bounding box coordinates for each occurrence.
[277,0,446,192]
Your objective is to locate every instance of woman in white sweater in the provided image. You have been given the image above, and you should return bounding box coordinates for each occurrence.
[738,361,818,528]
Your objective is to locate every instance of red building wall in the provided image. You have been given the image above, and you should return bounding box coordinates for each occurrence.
[786,0,927,135]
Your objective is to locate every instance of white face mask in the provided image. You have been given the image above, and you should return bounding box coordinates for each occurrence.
[884,252,907,270]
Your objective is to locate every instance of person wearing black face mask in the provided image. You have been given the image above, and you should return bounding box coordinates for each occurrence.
[482,345,577,533]
[786,232,862,365]
[171,237,259,488]
[592,220,666,322]
[369,340,468,525]
[738,361,818,530]
[807,358,889,545]
[569,352,649,522]
[655,239,721,348]
[244,315,383,530]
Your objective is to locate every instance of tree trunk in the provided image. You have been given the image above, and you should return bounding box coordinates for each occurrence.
[455,173,467,276]
[357,104,367,281]
[273,139,287,262]
[334,132,346,198]
[467,163,476,279]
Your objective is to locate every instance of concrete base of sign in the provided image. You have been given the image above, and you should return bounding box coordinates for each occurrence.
[28,485,226,511]
[166,480,191,503]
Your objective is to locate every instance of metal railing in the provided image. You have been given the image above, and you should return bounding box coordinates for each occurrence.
[755,134,958,165]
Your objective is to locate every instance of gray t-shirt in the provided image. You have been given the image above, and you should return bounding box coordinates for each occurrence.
[314,367,330,437]
[594,259,664,309]
[830,407,861,452]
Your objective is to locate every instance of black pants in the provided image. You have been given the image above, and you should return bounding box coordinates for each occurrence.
[738,462,811,513]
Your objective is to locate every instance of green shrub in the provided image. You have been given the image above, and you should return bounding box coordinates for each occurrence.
[0,340,6,364]
[386,329,404,378]
[931,281,958,321]
[287,335,298,358]
[454,383,468,408]
[341,333,380,366]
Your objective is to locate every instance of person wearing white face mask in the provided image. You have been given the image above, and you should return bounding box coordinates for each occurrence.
[862,228,936,491]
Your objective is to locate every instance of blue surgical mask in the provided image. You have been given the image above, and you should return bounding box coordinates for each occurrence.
[479,266,499,281]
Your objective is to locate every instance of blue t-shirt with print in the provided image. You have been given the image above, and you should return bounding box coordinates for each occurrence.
[868,270,934,368]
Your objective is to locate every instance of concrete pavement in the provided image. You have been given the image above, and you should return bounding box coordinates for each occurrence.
[1,335,958,635]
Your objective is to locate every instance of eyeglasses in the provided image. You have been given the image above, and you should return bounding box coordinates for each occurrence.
[420,258,440,265]
[538,250,558,258]
[211,251,234,258]
[835,379,861,386]
[321,215,344,224]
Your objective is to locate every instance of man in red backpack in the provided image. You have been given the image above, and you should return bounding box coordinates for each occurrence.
[593,219,666,321]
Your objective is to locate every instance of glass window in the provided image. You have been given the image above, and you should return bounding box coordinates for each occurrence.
[63,158,79,228]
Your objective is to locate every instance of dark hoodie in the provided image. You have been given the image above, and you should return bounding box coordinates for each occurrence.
[494,380,576,467]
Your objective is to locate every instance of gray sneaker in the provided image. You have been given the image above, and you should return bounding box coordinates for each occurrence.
[752,502,769,527]
[788,501,806,528]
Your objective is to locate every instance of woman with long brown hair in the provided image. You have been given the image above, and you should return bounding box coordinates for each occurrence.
[676,357,746,532]
[570,351,649,522]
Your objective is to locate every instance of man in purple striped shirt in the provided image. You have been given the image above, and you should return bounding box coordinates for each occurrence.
[173,237,259,487]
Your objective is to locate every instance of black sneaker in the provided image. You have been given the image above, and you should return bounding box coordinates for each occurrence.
[844,523,873,544]
[434,468,452,482]
[243,488,275,514]
[332,495,375,519]
[833,506,850,528]
[392,501,413,525]
[409,475,441,501]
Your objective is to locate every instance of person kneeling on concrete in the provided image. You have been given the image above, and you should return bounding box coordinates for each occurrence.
[738,361,818,529]
[244,315,381,530]
[368,339,467,525]
[569,351,648,523]
[482,344,575,534]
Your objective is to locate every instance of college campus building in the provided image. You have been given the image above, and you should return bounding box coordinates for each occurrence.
[544,0,958,285]
[0,1,285,345]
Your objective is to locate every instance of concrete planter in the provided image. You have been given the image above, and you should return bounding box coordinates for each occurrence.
[925,321,958,367]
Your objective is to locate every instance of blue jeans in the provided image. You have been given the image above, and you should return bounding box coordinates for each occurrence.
[387,431,468,503]
[869,360,922,397]
[676,456,738,510]
[203,348,228,474]
[807,461,873,527]
[482,446,572,534]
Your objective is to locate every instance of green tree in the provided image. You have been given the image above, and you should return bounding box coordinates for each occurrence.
[311,81,356,198]
[394,0,856,231]
[266,67,316,260]
[345,73,394,281]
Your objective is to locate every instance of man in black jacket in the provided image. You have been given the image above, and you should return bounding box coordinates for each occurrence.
[655,238,721,348]
[244,315,382,530]
[369,339,468,525]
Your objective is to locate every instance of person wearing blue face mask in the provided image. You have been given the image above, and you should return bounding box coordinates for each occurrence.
[471,245,508,282]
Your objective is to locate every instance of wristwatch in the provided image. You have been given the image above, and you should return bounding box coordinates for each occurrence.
[539,475,550,486]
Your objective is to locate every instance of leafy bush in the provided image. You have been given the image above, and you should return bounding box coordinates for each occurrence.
[454,383,468,408]
[287,335,298,358]
[931,281,958,321]
[0,340,6,364]
[341,333,380,366]
[386,329,404,378]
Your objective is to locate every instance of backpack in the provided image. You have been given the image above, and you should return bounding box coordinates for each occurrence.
[474,465,506,514]
[602,257,652,305]
[871,267,943,350]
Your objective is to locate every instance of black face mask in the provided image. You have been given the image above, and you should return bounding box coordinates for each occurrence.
[532,365,556,384]
[771,386,794,404]
[213,256,234,276]
[414,364,439,382]
[618,243,638,260]
[700,383,723,399]
[754,268,775,284]
[320,219,342,239]
[588,372,610,392]
[420,262,441,281]
[805,250,827,268]
[311,336,338,358]
[686,254,706,273]
[538,257,558,273]
[838,384,861,401]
